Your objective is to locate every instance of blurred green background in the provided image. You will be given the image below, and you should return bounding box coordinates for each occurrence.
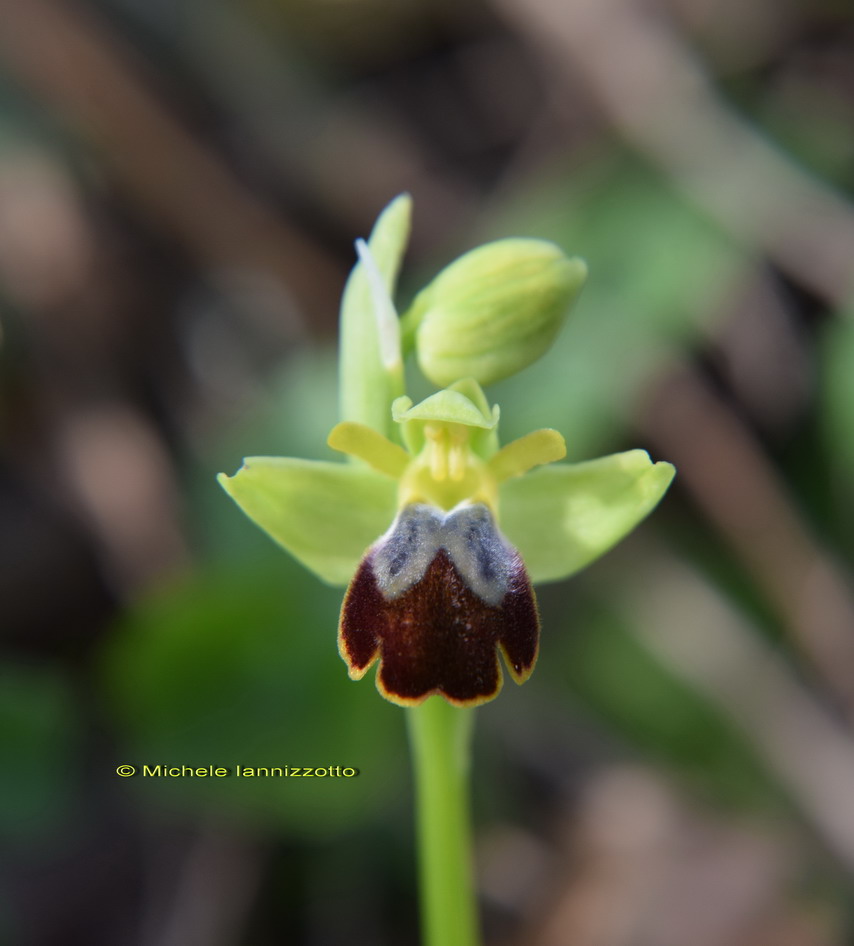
[3,0,854,944]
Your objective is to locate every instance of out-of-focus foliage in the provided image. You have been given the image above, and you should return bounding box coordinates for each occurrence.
[822,315,854,524]
[0,663,79,843]
[103,559,405,836]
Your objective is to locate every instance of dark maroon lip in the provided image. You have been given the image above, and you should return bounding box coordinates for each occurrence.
[339,504,539,707]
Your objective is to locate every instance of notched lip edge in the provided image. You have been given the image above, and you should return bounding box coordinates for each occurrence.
[341,636,537,707]
[375,662,506,708]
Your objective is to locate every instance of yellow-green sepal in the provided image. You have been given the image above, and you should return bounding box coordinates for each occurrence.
[339,194,411,439]
[498,450,675,583]
[218,458,397,585]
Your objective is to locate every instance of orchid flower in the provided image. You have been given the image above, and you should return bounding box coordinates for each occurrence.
[218,195,674,708]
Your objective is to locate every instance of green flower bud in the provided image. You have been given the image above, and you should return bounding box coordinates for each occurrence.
[406,238,587,387]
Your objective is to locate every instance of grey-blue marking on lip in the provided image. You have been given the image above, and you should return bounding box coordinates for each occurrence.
[371,503,515,605]
[371,504,444,599]
[441,504,514,606]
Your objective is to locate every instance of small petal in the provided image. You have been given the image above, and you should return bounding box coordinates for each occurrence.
[218,458,397,585]
[339,504,539,706]
[327,421,410,477]
[488,429,566,482]
[498,450,676,583]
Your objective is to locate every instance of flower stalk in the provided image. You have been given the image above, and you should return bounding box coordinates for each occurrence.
[407,698,479,946]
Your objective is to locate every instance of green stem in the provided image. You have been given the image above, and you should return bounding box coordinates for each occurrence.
[406,697,481,946]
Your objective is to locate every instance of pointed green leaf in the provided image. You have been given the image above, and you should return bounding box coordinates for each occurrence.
[218,459,397,585]
[499,450,675,583]
[339,194,411,438]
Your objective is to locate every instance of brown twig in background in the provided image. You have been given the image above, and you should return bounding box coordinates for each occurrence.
[492,0,854,308]
[141,825,264,946]
[527,766,832,946]
[640,365,854,724]
[627,548,854,876]
[0,0,342,325]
